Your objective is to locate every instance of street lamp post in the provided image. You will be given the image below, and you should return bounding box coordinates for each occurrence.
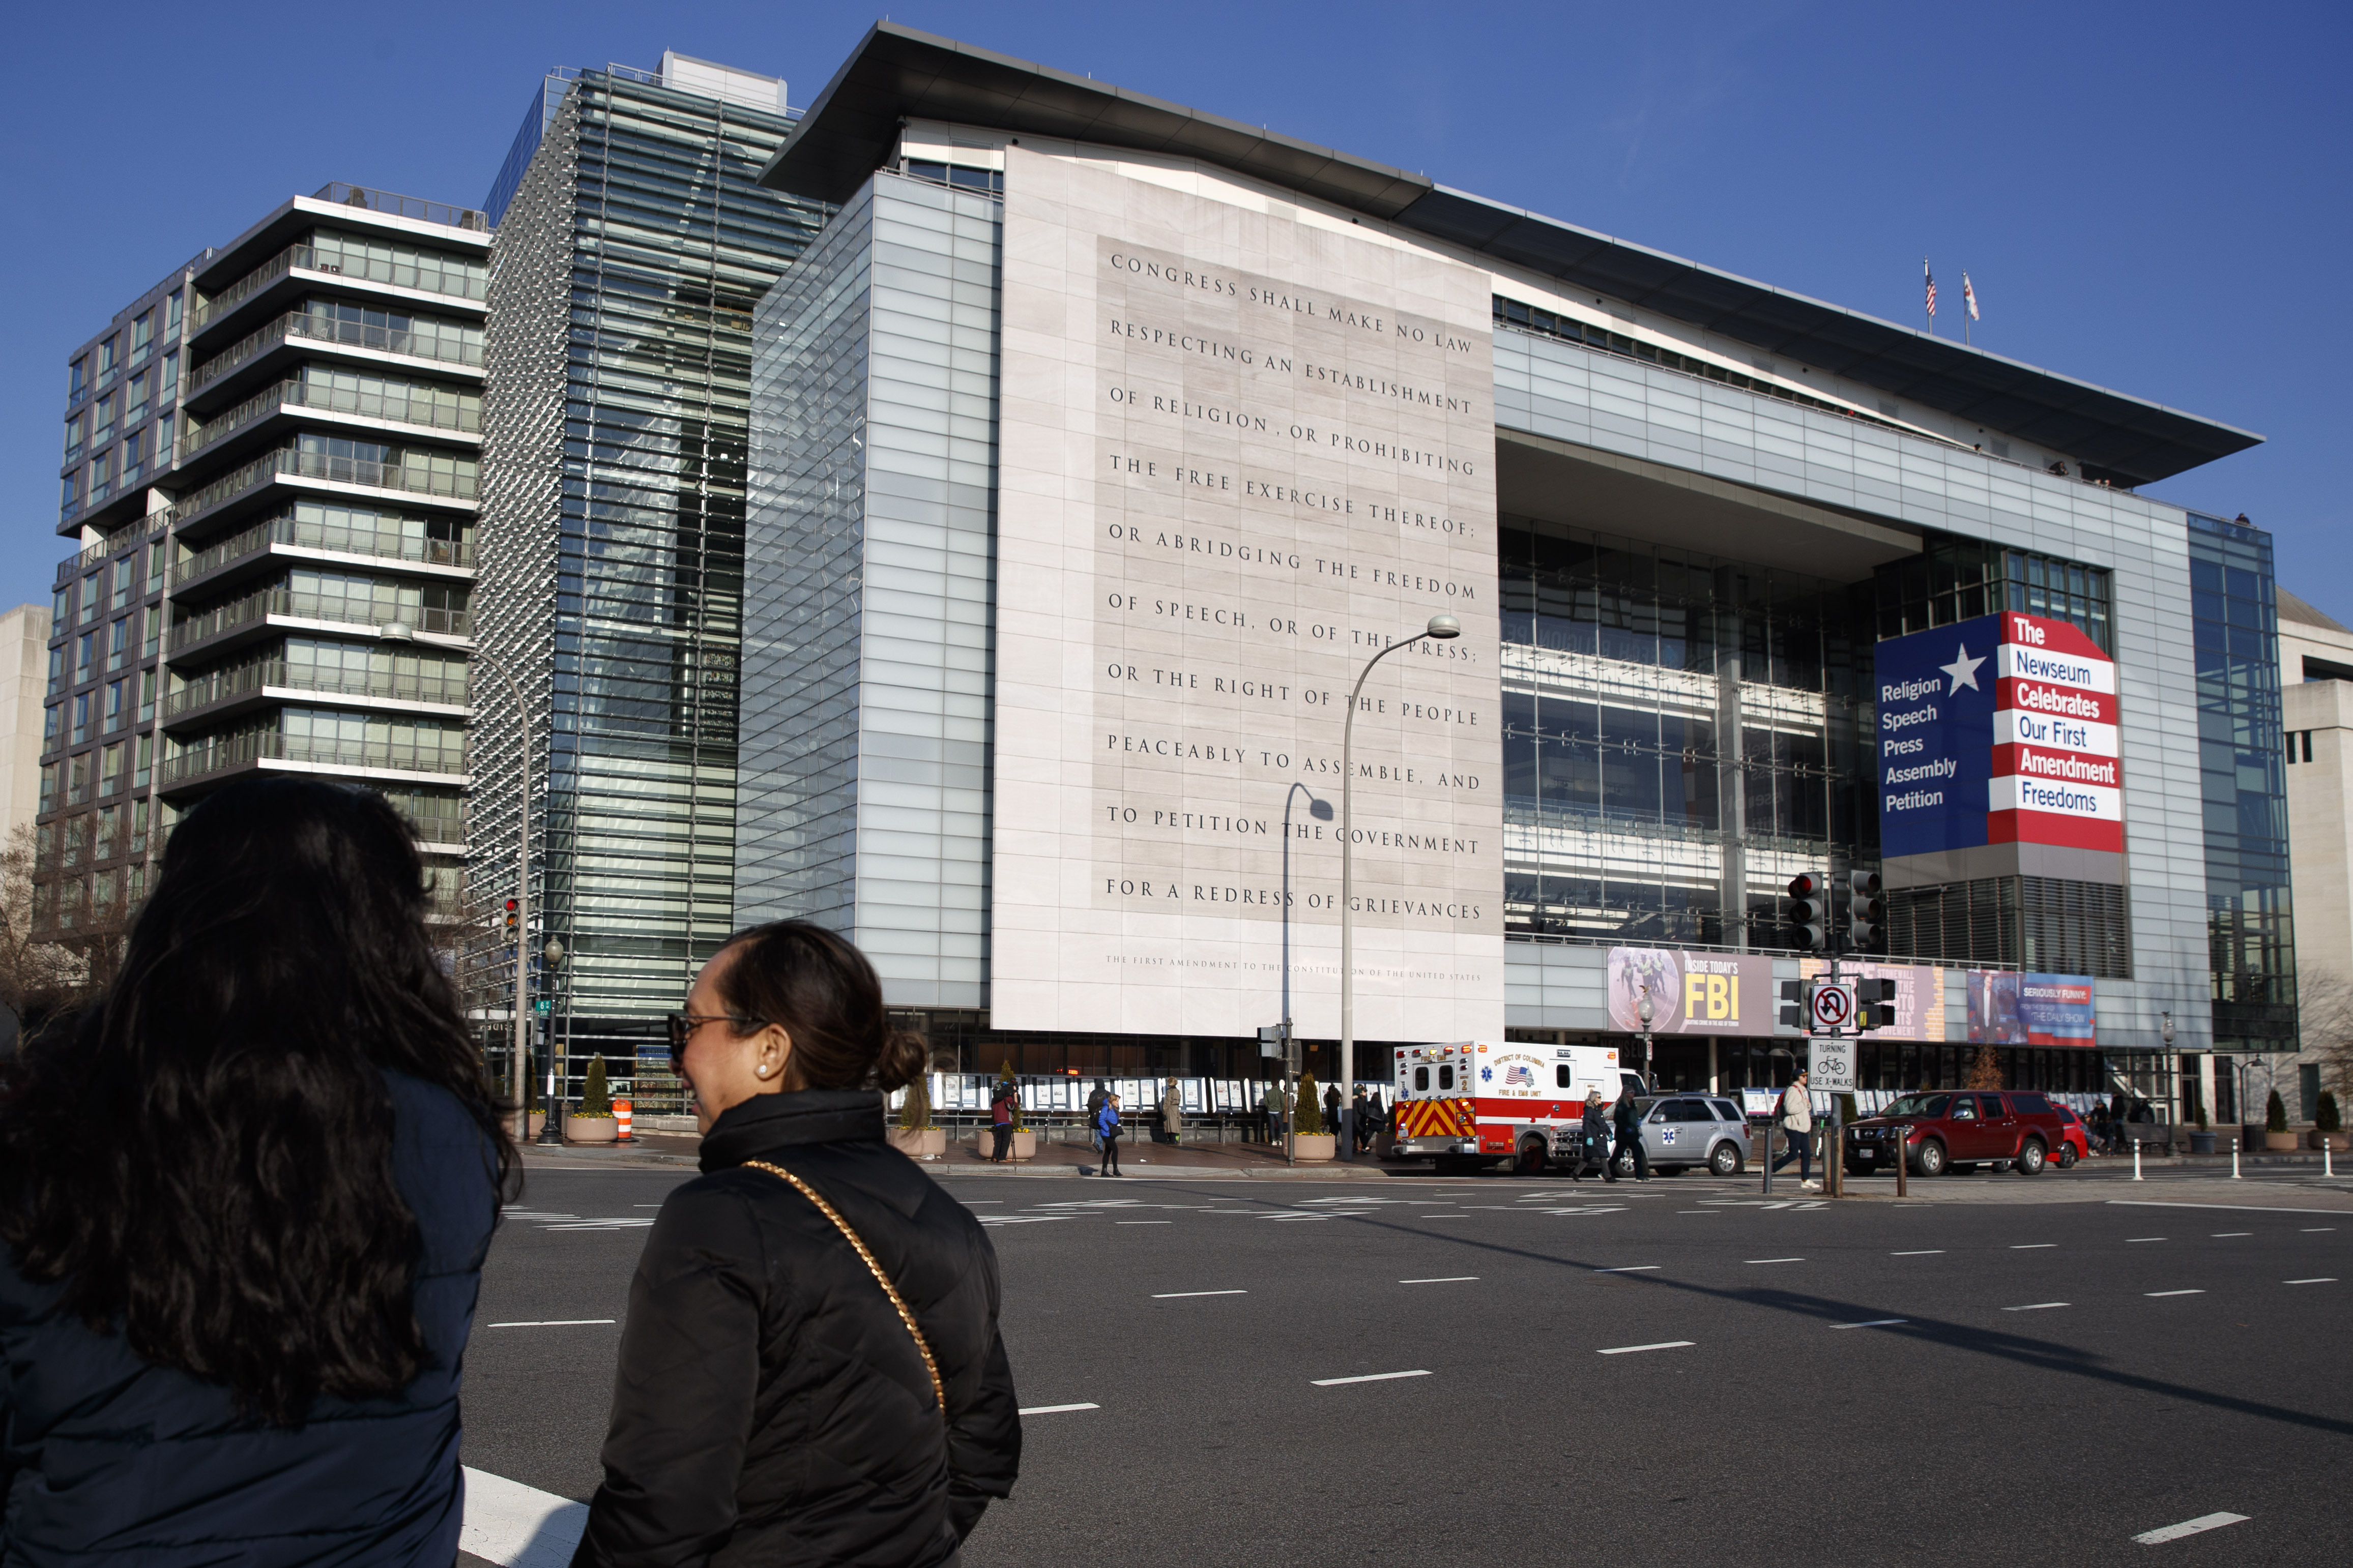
[382,620,541,1144]
[1340,613,1462,1163]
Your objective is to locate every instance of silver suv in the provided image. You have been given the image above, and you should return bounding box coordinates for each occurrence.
[1548,1095,1749,1177]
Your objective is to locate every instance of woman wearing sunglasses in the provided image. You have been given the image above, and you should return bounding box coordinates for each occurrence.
[572,921,1021,1566]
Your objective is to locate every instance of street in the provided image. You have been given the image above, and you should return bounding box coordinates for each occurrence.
[459,1157,2353,1565]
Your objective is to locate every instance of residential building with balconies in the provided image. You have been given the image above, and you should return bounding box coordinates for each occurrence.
[36,185,488,949]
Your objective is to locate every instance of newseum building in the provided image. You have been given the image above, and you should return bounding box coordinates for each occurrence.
[728,24,2291,1125]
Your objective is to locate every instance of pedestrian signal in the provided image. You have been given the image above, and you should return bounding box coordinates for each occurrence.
[1786,873,1827,951]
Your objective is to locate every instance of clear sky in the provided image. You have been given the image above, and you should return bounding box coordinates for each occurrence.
[3,0,2344,616]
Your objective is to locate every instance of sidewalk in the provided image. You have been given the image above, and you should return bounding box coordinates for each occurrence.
[515,1129,1407,1179]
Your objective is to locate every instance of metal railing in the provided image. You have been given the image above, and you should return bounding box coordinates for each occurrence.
[161,730,470,788]
[165,658,471,720]
[169,588,471,652]
[193,243,488,334]
[179,377,481,464]
[189,309,484,397]
[312,183,489,232]
[162,446,479,532]
[173,512,474,586]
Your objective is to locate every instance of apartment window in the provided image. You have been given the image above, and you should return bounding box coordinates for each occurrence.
[76,629,94,674]
[129,795,150,854]
[89,450,110,497]
[120,427,141,485]
[147,544,166,597]
[96,806,118,860]
[160,349,179,403]
[138,667,156,723]
[103,679,123,731]
[127,863,147,904]
[112,563,132,611]
[131,310,153,364]
[38,764,56,813]
[79,574,100,614]
[93,394,113,444]
[126,370,149,424]
[42,703,59,745]
[97,337,116,380]
[69,357,85,398]
[63,416,82,462]
[101,743,124,794]
[134,732,153,789]
[59,472,77,516]
[67,754,89,805]
[108,616,129,670]
[166,289,183,334]
[71,692,90,743]
[46,645,63,695]
[63,816,86,868]
[156,412,174,467]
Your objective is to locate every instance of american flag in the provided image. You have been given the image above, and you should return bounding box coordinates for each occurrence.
[1963,272,1980,321]
[1504,1064,1534,1087]
[1924,260,1937,318]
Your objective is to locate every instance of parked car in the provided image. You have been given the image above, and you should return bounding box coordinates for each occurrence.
[1548,1094,1749,1177]
[2050,1105,2089,1168]
[1843,1090,2071,1177]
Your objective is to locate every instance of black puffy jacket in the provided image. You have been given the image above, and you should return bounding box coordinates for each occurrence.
[0,1071,496,1566]
[572,1091,1020,1568]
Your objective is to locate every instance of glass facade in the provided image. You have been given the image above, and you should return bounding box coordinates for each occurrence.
[2188,511,2296,1052]
[1497,517,1878,949]
[475,66,827,1094]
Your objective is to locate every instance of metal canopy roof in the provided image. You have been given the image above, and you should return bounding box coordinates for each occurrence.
[761,22,2259,488]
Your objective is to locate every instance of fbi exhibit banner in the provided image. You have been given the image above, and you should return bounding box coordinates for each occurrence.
[990,146,1503,1039]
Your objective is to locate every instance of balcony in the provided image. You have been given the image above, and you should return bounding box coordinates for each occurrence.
[192,241,489,339]
[169,587,471,658]
[177,377,481,469]
[188,310,483,404]
[173,512,474,595]
[162,446,479,537]
[313,182,488,233]
[160,731,469,791]
[165,657,471,726]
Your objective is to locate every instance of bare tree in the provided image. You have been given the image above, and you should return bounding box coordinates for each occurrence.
[2298,966,2353,1105]
[0,824,93,1033]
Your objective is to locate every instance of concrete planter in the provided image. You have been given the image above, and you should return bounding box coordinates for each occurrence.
[2263,1131,2300,1152]
[525,1111,546,1138]
[1293,1133,1337,1162]
[565,1114,619,1144]
[2309,1130,2348,1151]
[1011,1129,1036,1161]
[890,1128,947,1160]
[2189,1131,2217,1155]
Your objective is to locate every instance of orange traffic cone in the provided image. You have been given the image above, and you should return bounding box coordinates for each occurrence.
[615,1098,633,1141]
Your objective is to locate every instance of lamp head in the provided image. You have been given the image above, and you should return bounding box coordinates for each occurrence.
[2160,1010,2174,1045]
[1425,613,1462,640]
[543,938,565,966]
[379,621,414,642]
[1637,988,1655,1026]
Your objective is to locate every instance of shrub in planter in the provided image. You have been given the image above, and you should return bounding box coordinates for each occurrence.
[2319,1091,2342,1135]
[2267,1090,2289,1134]
[898,1069,933,1131]
[1295,1072,1324,1136]
[579,1055,612,1117]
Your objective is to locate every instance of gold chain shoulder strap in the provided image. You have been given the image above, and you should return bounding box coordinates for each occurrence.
[740,1159,945,1419]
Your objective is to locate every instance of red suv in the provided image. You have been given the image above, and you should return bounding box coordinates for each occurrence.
[1844,1091,2070,1178]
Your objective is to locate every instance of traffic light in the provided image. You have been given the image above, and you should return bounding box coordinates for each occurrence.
[504,897,519,931]
[1779,978,1810,1030]
[1847,870,1884,951]
[1858,977,1898,1030]
[1787,872,1827,951]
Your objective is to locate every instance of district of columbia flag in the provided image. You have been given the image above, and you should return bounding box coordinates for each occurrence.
[1924,260,1937,317]
[1963,272,1981,321]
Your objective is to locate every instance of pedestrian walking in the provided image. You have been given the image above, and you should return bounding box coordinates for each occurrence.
[1159,1076,1182,1146]
[1096,1092,1124,1176]
[1323,1081,1342,1136]
[1610,1083,1650,1182]
[574,919,1020,1565]
[1772,1070,1819,1189]
[0,778,514,1566]
[1087,1080,1109,1152]
[989,1081,1016,1163]
[1261,1080,1285,1144]
[1577,1090,1611,1180]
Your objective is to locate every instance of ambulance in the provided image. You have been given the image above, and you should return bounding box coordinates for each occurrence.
[1388,1041,1649,1173]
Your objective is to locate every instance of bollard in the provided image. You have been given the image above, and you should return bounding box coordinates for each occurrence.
[1895,1124,1908,1198]
[2328,1139,2335,1180]
[615,1098,633,1142]
[2132,1135,2142,1182]
[2232,1131,2241,1180]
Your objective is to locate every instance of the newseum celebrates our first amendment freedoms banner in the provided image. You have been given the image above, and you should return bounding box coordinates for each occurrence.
[989,146,1502,1038]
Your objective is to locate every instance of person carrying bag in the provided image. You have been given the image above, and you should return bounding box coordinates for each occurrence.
[572,921,1021,1566]
[1095,1093,1124,1177]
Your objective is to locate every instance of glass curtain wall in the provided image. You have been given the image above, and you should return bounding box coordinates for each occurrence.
[1497,518,1877,948]
[475,68,827,1094]
[2188,512,2296,1054]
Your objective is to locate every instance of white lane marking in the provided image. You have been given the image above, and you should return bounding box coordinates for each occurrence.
[978,1216,1071,1226]
[1892,1250,1944,1256]
[2126,1237,2167,1243]
[540,1221,655,1231]
[2131,1512,2248,1545]
[460,1467,587,1568]
[1597,1341,1693,1355]
[1312,1369,1432,1386]
[2111,1200,2353,1215]
[1676,1210,1718,1215]
[1418,1214,1473,1220]
[1828,1318,1908,1329]
[1594,1265,1660,1273]
[2145,1290,2204,1297]
[1399,1276,1478,1284]
[1151,1289,1247,1298]
[632,1203,663,1207]
[1268,1215,1333,1222]
[1745,1257,1804,1264]
[2212,1232,2252,1237]
[1527,1206,1629,1216]
[2003,1302,2069,1312]
[1019,1402,1099,1415]
[1116,1220,1172,1225]
[2284,1278,2337,1285]
[487,1319,616,1328]
[2011,1244,2057,1250]
[2301,1227,2335,1232]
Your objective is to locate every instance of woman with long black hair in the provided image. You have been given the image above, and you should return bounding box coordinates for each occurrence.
[0,778,512,1564]
[573,920,1020,1566]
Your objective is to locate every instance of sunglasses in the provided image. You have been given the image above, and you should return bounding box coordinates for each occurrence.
[665,1011,768,1070]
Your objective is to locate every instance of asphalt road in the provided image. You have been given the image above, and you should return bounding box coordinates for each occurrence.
[462,1161,2353,1565]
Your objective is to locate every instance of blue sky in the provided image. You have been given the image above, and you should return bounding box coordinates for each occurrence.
[3,0,2345,615]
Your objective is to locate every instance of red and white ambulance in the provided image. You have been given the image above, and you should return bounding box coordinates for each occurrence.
[1388,1042,1649,1173]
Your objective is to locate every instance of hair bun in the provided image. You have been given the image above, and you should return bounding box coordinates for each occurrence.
[875,1029,929,1093]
